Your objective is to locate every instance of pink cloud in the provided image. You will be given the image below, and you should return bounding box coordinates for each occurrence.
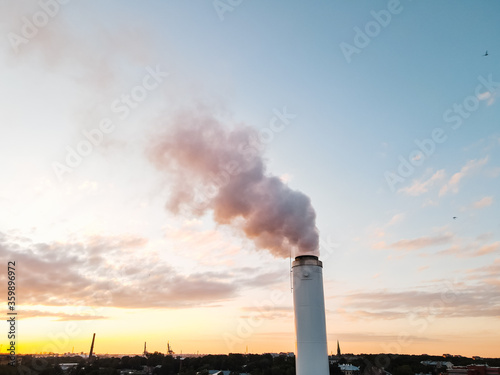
[388,234,453,251]
[0,232,286,309]
[473,196,493,209]
[475,241,500,256]
[398,169,445,196]
[439,158,488,196]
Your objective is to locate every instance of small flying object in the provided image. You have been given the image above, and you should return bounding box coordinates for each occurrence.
[483,50,488,57]
[453,217,457,220]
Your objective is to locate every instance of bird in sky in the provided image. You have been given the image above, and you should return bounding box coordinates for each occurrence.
[483,50,488,56]
[453,217,457,220]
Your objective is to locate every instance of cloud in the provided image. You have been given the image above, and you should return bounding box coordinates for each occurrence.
[0,232,279,309]
[369,213,405,249]
[437,245,467,257]
[477,91,491,101]
[466,258,500,286]
[436,237,499,258]
[398,170,445,196]
[388,234,453,251]
[240,306,293,321]
[237,269,288,289]
[337,308,406,321]
[475,242,500,256]
[439,158,488,196]
[339,282,500,320]
[477,89,497,106]
[473,196,493,209]
[387,213,405,227]
[422,199,439,207]
[476,232,494,242]
[20,310,108,321]
[372,241,387,250]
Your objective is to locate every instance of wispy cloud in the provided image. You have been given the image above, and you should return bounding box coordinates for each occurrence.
[369,213,405,249]
[466,258,500,286]
[477,89,497,106]
[439,158,488,196]
[423,199,439,207]
[20,310,108,321]
[418,265,429,272]
[388,234,453,251]
[387,213,405,226]
[437,239,500,258]
[337,308,406,321]
[475,241,500,256]
[473,196,493,209]
[240,306,293,321]
[339,282,500,320]
[477,91,491,101]
[398,170,445,196]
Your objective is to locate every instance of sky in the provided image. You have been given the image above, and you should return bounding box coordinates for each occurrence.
[1,0,499,359]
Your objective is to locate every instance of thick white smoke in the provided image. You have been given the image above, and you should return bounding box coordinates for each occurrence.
[149,111,319,258]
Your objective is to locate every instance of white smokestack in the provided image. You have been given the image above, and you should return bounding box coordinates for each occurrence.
[292,255,329,375]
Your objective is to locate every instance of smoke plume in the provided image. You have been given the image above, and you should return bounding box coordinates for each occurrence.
[149,111,319,258]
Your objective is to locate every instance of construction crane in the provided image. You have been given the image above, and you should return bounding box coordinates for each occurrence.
[166,341,174,356]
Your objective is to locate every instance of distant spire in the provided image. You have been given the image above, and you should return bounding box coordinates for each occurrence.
[337,340,341,356]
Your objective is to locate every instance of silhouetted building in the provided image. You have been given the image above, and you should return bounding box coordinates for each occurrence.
[449,365,500,375]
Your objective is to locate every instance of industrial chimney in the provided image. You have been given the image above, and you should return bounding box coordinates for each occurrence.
[88,333,96,363]
[292,255,329,375]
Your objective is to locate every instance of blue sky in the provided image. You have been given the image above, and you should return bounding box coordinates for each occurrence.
[0,0,499,357]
